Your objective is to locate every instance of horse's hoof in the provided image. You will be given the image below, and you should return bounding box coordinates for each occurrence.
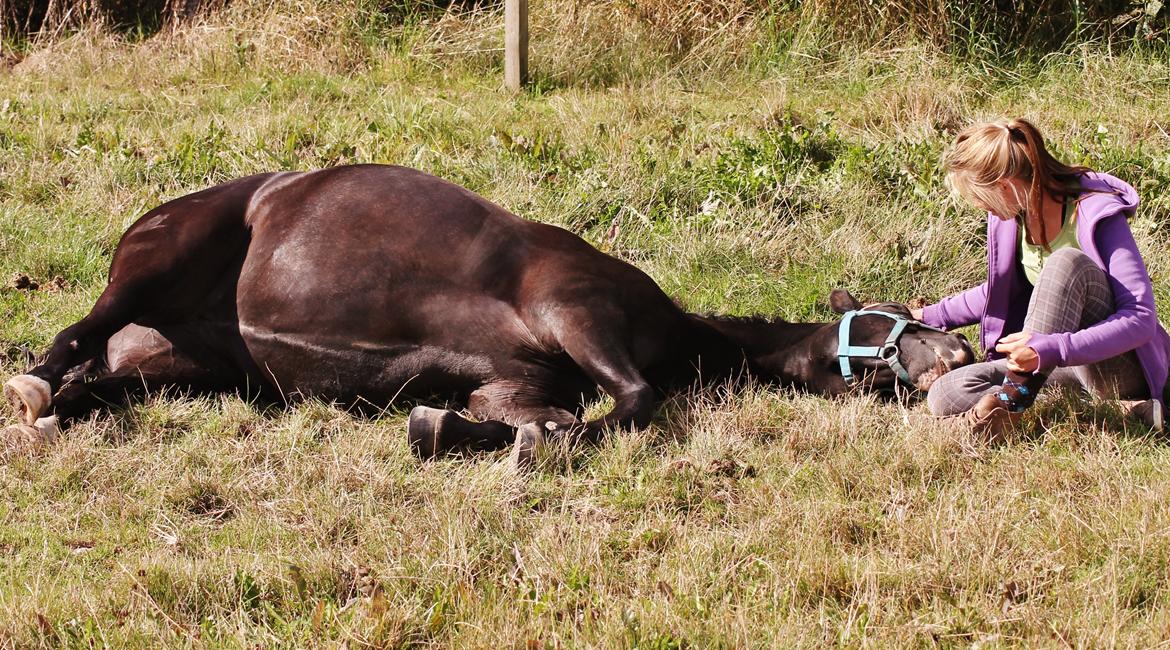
[408,406,450,459]
[511,423,545,470]
[4,375,51,426]
[2,415,58,457]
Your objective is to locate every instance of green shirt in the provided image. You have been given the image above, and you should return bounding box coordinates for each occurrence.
[1020,199,1079,286]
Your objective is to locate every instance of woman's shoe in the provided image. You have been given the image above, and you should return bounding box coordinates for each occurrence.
[1119,399,1163,432]
[965,393,1021,443]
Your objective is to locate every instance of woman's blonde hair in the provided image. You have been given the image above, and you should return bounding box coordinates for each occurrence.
[943,118,1089,246]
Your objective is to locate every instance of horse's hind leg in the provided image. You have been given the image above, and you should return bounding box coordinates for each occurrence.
[6,282,144,425]
[3,325,234,455]
[3,373,205,457]
[52,325,234,426]
[48,368,224,427]
[4,176,263,425]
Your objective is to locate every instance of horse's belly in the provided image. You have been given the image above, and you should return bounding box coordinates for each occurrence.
[239,325,494,404]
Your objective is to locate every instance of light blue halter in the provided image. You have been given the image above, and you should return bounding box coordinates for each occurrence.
[836,309,948,391]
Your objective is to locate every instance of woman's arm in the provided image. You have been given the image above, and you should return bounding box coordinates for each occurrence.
[919,283,989,329]
[1028,215,1159,368]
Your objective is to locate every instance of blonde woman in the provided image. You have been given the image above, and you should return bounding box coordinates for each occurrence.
[911,118,1170,438]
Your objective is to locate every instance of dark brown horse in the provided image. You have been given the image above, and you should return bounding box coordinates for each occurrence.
[3,165,973,462]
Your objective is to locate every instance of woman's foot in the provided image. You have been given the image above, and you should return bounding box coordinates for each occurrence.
[1119,399,1163,432]
[996,370,1047,413]
[966,393,1021,443]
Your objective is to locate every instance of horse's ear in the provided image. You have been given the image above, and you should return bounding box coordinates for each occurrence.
[829,289,863,314]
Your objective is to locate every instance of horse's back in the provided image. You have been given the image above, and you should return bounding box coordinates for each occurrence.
[232,165,565,401]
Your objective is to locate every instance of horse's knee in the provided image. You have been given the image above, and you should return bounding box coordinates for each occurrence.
[618,383,656,429]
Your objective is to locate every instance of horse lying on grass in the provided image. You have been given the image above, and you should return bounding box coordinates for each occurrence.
[3,165,974,464]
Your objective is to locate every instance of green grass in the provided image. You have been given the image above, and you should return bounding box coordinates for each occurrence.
[1,2,1170,646]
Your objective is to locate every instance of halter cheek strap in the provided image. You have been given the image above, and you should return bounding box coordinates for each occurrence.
[836,309,948,391]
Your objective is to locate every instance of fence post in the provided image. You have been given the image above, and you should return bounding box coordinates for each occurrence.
[505,0,528,91]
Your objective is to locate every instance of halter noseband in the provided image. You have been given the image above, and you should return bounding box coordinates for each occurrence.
[836,309,948,391]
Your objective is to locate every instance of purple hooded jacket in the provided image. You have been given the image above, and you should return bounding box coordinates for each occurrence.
[921,172,1170,406]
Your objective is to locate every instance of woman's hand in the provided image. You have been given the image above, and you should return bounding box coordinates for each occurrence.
[996,332,1039,373]
[910,308,924,320]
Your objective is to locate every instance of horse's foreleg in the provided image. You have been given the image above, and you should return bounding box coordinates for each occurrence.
[407,381,581,466]
[551,314,657,444]
[406,407,516,458]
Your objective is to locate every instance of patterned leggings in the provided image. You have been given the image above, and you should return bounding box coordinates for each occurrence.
[927,248,1148,416]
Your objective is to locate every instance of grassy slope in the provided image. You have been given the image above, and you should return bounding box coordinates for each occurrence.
[1,3,1170,647]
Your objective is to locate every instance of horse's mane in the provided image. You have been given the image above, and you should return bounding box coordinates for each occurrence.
[670,297,796,325]
[692,312,792,325]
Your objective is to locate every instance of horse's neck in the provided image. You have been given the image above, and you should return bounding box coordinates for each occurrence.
[685,315,831,384]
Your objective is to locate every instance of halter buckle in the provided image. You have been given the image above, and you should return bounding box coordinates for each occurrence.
[837,308,936,391]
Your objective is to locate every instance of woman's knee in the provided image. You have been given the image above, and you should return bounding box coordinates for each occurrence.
[926,362,1004,416]
[1038,248,1099,283]
[1030,248,1112,324]
[927,371,976,416]
[926,385,960,416]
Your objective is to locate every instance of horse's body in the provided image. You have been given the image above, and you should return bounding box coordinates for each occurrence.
[4,165,973,458]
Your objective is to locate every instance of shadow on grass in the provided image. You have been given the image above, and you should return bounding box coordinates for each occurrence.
[1014,386,1168,449]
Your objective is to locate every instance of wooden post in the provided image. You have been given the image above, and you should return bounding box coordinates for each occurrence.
[505,0,528,91]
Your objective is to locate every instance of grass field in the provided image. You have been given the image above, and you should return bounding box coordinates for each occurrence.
[2,1,1170,646]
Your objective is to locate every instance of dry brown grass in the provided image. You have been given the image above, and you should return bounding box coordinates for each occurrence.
[415,0,771,86]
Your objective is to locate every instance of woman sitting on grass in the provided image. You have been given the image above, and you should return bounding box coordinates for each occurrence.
[911,118,1170,439]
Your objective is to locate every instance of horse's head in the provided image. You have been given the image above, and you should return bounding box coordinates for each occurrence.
[827,289,974,394]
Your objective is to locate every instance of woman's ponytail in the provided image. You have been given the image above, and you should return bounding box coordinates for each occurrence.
[1008,120,1050,246]
[945,118,1091,249]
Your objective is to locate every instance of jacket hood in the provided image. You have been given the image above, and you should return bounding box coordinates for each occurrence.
[1078,171,1140,216]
